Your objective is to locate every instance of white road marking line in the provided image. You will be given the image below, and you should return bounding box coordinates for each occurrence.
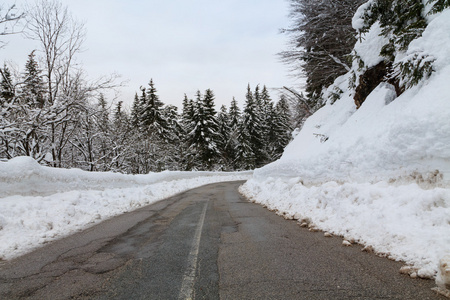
[178,202,208,300]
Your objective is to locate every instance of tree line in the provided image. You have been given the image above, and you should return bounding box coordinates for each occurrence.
[122,80,291,172]
[0,0,293,173]
[1,60,292,172]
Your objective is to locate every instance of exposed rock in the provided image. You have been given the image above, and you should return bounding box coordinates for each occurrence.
[354,61,403,108]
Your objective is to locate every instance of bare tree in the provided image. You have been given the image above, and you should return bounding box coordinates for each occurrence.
[25,0,85,106]
[23,0,120,167]
[0,4,25,48]
[1,4,24,92]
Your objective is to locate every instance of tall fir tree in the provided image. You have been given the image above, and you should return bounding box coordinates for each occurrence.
[235,126,256,170]
[0,65,14,104]
[139,79,168,138]
[228,97,241,129]
[21,51,45,108]
[181,94,194,126]
[238,84,266,168]
[217,104,232,169]
[186,89,221,170]
[161,104,183,170]
[130,93,141,128]
[254,84,262,107]
[272,96,293,159]
[259,85,274,160]
[227,97,242,169]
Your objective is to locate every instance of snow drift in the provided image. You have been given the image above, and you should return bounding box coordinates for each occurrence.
[241,3,450,284]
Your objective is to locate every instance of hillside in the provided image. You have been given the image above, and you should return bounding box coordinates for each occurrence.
[241,1,450,291]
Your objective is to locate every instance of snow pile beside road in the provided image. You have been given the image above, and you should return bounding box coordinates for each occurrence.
[0,157,251,260]
[241,179,450,279]
[241,7,450,282]
[0,156,248,197]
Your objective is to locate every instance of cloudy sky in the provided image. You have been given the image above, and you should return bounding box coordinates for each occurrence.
[1,0,296,108]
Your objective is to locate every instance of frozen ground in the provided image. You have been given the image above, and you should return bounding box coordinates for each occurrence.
[0,156,251,260]
[241,5,450,288]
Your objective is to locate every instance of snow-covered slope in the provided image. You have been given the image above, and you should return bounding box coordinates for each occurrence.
[241,4,450,284]
[0,157,251,260]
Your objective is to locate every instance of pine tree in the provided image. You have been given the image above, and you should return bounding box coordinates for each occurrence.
[203,89,217,119]
[1,55,47,161]
[200,89,220,169]
[0,65,14,104]
[21,51,45,108]
[163,104,183,142]
[217,104,232,169]
[139,79,168,138]
[228,97,241,129]
[239,84,265,167]
[181,94,194,126]
[227,97,241,169]
[356,0,431,89]
[186,89,221,170]
[159,104,183,170]
[259,85,274,157]
[272,96,293,159]
[235,126,256,170]
[130,93,141,128]
[254,84,261,107]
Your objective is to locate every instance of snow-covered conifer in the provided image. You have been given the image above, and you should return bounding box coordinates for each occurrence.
[217,104,233,169]
[130,93,141,128]
[240,84,266,167]
[271,95,292,159]
[139,79,168,138]
[185,89,221,170]
[20,51,45,108]
[228,97,241,129]
[0,65,14,103]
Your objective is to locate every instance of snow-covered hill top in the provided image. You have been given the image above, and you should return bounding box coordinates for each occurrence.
[241,2,450,290]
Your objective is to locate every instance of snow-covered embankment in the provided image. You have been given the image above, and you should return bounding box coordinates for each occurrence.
[241,6,450,288]
[0,156,251,260]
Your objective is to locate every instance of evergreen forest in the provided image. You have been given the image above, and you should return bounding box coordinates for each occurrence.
[0,55,292,172]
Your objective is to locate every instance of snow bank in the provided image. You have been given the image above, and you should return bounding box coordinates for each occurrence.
[241,179,450,278]
[241,7,450,282]
[0,157,251,260]
[0,156,249,197]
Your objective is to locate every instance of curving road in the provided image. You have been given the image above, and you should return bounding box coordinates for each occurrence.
[0,181,444,299]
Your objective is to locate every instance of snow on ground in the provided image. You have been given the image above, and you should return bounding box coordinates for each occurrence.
[241,6,450,285]
[0,156,251,260]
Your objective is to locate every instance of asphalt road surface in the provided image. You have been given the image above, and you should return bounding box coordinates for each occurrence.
[0,181,445,299]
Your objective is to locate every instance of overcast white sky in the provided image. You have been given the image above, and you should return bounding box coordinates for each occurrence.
[1,0,296,109]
